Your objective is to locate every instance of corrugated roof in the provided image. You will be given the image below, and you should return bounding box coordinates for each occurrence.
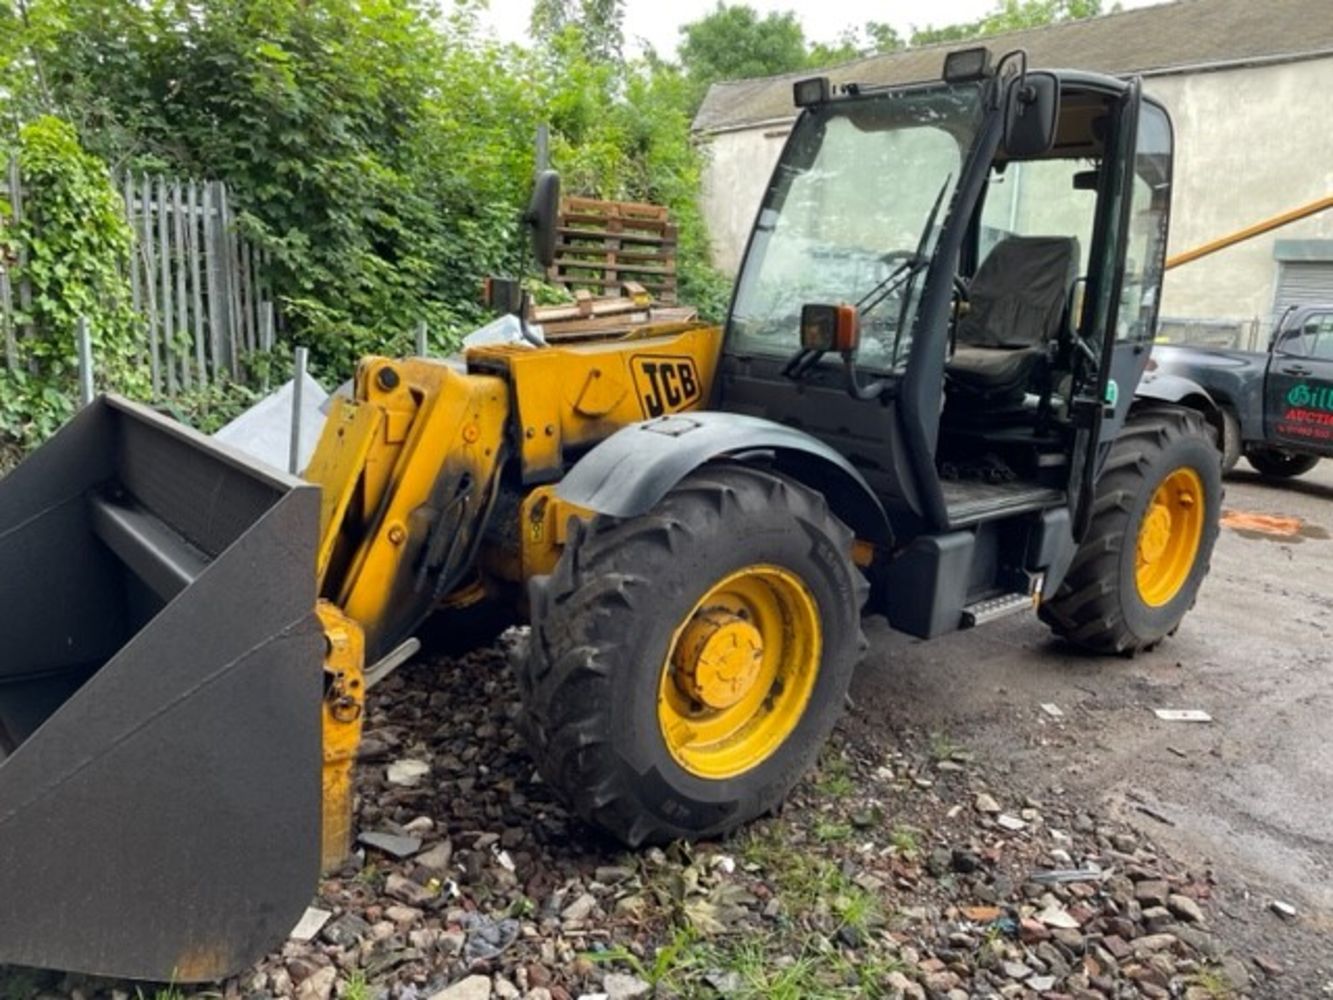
[693,0,1333,132]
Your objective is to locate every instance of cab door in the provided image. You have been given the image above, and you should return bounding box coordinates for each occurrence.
[1072,81,1174,535]
[1265,309,1333,455]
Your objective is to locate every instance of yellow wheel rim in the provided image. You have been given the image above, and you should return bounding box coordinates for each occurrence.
[658,565,822,780]
[1135,466,1204,607]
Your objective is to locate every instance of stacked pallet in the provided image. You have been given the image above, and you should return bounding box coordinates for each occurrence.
[548,196,678,304]
[533,282,696,339]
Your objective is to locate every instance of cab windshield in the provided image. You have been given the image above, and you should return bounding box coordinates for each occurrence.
[727,82,985,371]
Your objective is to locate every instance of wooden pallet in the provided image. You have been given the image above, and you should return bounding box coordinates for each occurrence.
[548,196,678,304]
[533,283,696,339]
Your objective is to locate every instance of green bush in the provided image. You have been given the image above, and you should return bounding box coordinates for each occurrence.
[0,116,146,446]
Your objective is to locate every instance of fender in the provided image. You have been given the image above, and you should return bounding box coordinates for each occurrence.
[1134,371,1224,442]
[557,411,893,546]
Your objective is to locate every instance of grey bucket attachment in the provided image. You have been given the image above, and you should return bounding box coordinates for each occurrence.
[0,396,323,982]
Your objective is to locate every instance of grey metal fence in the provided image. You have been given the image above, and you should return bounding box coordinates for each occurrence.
[1156,316,1264,351]
[1,158,275,395]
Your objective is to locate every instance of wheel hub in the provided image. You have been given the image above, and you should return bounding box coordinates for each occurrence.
[1135,467,1205,608]
[673,609,765,709]
[1138,503,1173,565]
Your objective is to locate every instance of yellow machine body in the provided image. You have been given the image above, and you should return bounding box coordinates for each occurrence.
[305,320,722,867]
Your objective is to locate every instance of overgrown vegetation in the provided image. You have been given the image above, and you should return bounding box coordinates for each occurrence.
[0,116,144,446]
[0,0,1113,454]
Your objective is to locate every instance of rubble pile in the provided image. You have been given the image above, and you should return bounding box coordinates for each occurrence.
[12,638,1292,1000]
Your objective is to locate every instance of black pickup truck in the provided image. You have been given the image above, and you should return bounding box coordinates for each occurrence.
[1153,304,1333,478]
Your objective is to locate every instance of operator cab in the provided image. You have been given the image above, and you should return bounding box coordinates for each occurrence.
[718,49,1171,546]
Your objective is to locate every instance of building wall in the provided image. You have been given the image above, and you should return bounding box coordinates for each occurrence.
[698,55,1333,346]
[1147,57,1333,343]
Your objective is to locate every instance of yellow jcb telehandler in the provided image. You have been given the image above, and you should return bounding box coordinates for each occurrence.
[0,47,1224,982]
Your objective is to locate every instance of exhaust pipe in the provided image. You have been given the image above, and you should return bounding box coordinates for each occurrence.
[0,397,324,982]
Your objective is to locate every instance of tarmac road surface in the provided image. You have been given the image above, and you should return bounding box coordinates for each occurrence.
[853,457,1333,986]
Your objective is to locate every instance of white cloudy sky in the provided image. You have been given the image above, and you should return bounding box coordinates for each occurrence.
[478,0,1163,56]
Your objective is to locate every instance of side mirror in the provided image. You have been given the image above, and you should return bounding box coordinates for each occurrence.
[800,303,860,355]
[1003,71,1059,158]
[525,170,561,270]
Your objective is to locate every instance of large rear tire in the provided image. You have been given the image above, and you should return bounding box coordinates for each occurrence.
[516,464,867,845]
[1041,406,1221,654]
[1244,446,1319,479]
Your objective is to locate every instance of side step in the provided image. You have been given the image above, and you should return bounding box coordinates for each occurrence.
[961,591,1036,628]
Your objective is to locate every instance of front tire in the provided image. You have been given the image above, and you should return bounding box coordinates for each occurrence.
[1219,408,1241,475]
[1041,406,1221,654]
[1245,445,1319,479]
[517,464,868,845]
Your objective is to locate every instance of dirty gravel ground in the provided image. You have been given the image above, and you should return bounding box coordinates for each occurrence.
[853,460,1333,990]
[2,460,1331,1000]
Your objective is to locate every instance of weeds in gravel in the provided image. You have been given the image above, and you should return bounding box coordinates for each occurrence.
[928,730,960,761]
[1189,967,1234,998]
[888,824,920,858]
[136,987,186,1000]
[343,969,372,1000]
[813,752,855,797]
[584,925,701,987]
[813,818,853,843]
[658,933,900,999]
[355,864,386,892]
[737,821,881,934]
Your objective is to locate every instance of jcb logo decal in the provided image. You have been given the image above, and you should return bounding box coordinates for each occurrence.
[632,355,701,417]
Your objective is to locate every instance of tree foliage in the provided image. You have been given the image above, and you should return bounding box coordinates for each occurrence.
[0,0,729,382]
[678,4,809,106]
[911,0,1113,48]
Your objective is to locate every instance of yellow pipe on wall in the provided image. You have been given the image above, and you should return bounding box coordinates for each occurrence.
[1165,196,1333,271]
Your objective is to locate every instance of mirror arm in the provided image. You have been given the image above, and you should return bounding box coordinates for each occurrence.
[843,353,886,401]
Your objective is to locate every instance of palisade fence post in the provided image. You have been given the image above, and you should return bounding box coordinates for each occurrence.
[415,320,428,357]
[202,182,225,379]
[259,301,275,392]
[140,173,162,395]
[188,179,206,384]
[289,345,308,475]
[172,177,191,390]
[1,266,15,371]
[123,172,141,318]
[76,316,95,408]
[157,175,177,395]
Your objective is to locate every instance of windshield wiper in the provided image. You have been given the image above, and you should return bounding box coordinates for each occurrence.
[888,174,952,364]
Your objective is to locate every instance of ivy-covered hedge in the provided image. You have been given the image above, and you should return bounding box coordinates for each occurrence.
[0,117,146,446]
[1,1,730,384]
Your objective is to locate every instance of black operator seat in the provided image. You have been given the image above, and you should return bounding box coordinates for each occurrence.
[946,235,1079,400]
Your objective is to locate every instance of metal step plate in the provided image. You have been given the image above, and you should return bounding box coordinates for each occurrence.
[961,591,1036,628]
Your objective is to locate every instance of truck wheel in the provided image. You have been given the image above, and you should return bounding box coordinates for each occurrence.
[1244,446,1319,479]
[1219,408,1241,475]
[516,464,867,845]
[1040,406,1220,655]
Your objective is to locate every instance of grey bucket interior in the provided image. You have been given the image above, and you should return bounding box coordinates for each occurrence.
[0,397,325,981]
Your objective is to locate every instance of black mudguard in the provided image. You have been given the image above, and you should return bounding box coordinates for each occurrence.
[1135,371,1224,441]
[557,411,892,546]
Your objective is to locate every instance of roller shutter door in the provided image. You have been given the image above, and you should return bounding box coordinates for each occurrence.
[1274,260,1333,327]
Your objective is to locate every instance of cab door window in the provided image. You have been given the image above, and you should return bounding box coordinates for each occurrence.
[1302,313,1333,360]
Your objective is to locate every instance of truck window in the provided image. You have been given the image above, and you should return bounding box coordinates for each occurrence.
[1306,314,1333,360]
